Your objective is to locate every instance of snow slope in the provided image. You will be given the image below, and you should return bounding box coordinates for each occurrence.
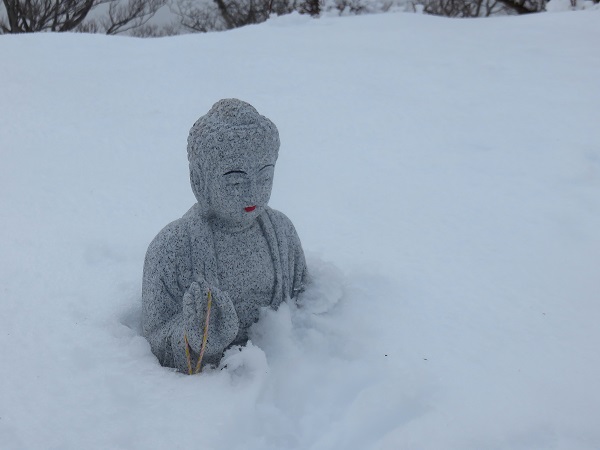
[1,10,599,450]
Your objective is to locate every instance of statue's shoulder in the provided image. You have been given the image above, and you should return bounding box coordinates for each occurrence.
[146,205,197,260]
[265,206,291,225]
[264,207,300,238]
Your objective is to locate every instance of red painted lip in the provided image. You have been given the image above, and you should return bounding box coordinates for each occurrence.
[244,206,256,212]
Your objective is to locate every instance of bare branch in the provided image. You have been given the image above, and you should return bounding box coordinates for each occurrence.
[420,0,536,16]
[170,0,225,32]
[129,21,178,37]
[2,0,98,33]
[101,0,165,35]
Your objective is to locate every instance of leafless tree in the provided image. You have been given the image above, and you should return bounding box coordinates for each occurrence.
[494,0,544,13]
[420,0,487,16]
[417,0,543,15]
[325,0,371,14]
[212,0,271,29]
[322,0,402,14]
[1,0,98,33]
[129,20,179,36]
[95,0,166,35]
[171,0,304,33]
[1,0,166,34]
[297,0,320,15]
[170,0,225,32]
[270,0,300,16]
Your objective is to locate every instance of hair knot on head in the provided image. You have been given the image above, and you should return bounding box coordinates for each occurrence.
[207,98,261,127]
[187,98,280,164]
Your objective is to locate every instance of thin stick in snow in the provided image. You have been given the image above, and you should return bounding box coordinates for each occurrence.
[195,290,212,374]
[184,333,193,375]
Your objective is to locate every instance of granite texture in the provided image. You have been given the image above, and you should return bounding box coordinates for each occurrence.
[142,99,307,372]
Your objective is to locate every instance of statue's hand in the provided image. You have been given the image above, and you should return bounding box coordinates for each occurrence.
[183,280,239,352]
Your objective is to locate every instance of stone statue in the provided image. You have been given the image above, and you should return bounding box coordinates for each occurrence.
[142,99,307,373]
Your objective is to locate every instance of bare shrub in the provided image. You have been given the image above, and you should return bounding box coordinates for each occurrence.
[1,0,166,34]
[171,0,299,33]
[1,0,98,33]
[100,0,166,35]
[416,0,545,15]
[170,0,226,32]
[322,0,403,14]
[129,21,179,36]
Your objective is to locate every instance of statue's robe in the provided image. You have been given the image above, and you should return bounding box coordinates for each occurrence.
[142,204,306,372]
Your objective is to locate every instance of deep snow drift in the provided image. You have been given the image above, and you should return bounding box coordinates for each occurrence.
[1,10,599,450]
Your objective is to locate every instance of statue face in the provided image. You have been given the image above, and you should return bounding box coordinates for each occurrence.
[203,141,278,228]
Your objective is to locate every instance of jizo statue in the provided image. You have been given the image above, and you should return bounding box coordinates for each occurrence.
[142,99,307,373]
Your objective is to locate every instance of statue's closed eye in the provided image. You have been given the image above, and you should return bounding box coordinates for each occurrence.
[223,170,248,187]
[225,180,249,189]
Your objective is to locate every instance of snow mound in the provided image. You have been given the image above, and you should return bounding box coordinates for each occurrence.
[1,10,600,450]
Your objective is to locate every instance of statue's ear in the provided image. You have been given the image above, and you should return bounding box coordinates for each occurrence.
[189,163,205,203]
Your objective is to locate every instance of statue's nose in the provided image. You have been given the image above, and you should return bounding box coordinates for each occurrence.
[246,179,259,205]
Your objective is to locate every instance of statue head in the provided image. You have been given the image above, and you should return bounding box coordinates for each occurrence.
[187,99,280,228]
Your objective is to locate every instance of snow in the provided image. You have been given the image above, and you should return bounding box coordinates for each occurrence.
[1,10,600,450]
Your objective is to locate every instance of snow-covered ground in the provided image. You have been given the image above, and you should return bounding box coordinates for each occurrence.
[1,10,599,450]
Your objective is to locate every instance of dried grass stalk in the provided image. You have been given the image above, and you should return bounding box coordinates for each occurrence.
[195,290,212,374]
